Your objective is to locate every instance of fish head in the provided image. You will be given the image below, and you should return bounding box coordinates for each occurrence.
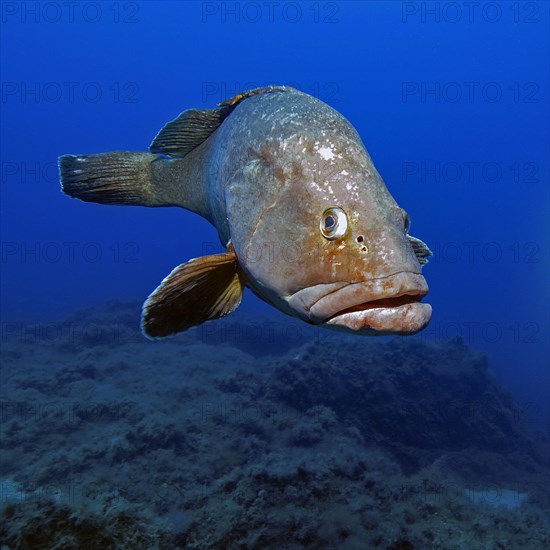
[225,95,432,335]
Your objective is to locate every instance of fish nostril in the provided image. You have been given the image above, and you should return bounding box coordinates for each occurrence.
[356,235,364,243]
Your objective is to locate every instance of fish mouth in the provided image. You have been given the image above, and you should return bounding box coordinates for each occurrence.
[325,293,431,335]
[288,272,431,335]
[327,293,425,320]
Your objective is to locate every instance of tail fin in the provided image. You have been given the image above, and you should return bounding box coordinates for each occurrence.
[59,151,178,207]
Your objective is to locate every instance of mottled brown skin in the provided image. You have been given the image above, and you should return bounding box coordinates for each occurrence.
[60,86,431,336]
[204,87,431,334]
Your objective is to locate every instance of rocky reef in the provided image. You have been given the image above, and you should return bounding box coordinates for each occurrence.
[1,300,548,548]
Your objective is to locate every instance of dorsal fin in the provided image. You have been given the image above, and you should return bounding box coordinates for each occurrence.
[150,86,291,159]
[218,85,290,106]
[150,106,233,158]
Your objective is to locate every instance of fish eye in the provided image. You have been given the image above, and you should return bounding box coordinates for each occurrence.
[320,207,348,240]
[325,215,336,228]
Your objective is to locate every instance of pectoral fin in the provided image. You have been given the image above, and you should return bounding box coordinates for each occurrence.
[142,244,245,338]
[407,235,432,266]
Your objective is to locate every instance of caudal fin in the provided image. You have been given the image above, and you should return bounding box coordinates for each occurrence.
[59,151,175,207]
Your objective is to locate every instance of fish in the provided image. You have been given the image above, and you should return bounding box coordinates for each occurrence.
[59,85,432,339]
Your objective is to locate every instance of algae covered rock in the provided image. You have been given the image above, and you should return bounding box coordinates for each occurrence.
[1,303,548,548]
[266,335,538,472]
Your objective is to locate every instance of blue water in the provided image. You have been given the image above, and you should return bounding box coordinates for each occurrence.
[1,0,548,452]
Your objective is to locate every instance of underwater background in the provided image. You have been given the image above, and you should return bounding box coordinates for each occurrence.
[1,1,549,548]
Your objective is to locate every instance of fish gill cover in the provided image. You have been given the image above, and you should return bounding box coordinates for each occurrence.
[1,1,549,549]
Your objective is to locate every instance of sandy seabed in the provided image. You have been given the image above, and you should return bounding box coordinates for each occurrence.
[1,300,549,549]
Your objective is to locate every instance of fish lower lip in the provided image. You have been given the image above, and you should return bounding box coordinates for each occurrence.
[325,301,432,335]
[326,293,424,321]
